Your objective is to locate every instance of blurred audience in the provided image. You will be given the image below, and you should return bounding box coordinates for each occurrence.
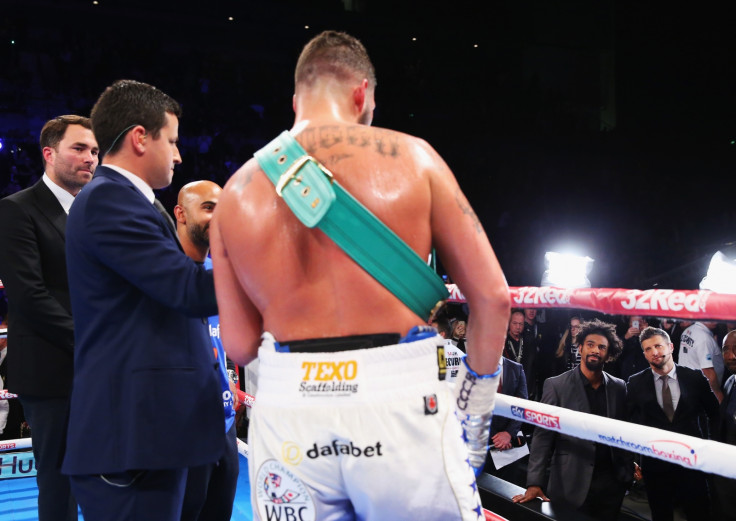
[679,321,725,402]
[611,315,650,381]
[554,315,582,375]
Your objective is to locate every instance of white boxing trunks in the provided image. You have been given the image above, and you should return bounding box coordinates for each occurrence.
[248,331,484,521]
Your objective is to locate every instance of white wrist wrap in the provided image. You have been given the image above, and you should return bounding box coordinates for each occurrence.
[453,360,501,475]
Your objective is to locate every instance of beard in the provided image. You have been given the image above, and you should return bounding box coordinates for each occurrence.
[189,222,209,249]
[650,353,671,370]
[584,355,604,372]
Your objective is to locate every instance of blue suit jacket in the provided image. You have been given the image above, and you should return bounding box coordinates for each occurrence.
[491,357,527,438]
[63,166,223,475]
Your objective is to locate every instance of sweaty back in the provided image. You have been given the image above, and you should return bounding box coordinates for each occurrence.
[220,122,441,341]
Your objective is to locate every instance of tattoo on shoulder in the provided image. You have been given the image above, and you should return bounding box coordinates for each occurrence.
[301,125,401,158]
[244,168,256,186]
[230,167,256,192]
[325,154,353,166]
[455,189,482,234]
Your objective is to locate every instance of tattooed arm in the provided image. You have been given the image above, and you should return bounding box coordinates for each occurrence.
[423,138,510,375]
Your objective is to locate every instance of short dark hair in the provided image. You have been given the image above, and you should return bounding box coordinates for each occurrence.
[39,115,92,165]
[577,318,623,361]
[295,30,376,89]
[91,79,181,157]
[431,315,452,338]
[640,326,670,346]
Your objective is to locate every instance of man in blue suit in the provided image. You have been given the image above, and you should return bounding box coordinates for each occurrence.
[63,80,223,521]
[483,356,528,486]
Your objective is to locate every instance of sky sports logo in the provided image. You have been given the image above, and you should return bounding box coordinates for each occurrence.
[510,405,561,429]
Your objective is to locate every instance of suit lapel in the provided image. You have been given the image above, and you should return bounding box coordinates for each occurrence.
[570,369,591,413]
[96,167,183,251]
[31,180,67,239]
[603,372,615,416]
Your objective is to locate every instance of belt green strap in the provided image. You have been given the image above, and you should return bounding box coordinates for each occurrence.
[254,130,448,320]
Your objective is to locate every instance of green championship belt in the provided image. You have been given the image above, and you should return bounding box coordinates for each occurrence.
[254,130,448,320]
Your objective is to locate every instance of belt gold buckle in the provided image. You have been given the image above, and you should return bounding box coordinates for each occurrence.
[275,155,334,197]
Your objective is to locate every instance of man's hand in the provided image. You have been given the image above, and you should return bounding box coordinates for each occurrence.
[624,326,639,340]
[633,462,643,482]
[230,380,240,411]
[491,431,512,450]
[512,486,549,503]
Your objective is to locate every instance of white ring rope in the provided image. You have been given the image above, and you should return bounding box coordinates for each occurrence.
[0,390,16,401]
[494,394,736,479]
[2,285,735,481]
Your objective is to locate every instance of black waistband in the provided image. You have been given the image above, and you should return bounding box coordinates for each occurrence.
[276,333,400,353]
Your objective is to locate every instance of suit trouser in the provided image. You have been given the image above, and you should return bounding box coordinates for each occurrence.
[70,468,188,521]
[710,474,736,521]
[642,466,711,521]
[20,395,77,521]
[578,466,628,521]
[181,423,239,521]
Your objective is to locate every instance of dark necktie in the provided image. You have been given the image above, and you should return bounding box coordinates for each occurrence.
[661,374,675,422]
[153,198,177,234]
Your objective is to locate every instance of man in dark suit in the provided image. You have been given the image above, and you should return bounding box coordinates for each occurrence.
[626,326,720,521]
[513,319,633,521]
[713,329,736,520]
[0,115,99,521]
[63,80,223,521]
[483,356,528,486]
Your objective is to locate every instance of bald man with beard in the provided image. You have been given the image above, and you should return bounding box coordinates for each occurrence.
[175,180,240,521]
[175,181,222,261]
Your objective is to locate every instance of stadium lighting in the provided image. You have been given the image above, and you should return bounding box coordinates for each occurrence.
[541,251,594,289]
[700,250,736,294]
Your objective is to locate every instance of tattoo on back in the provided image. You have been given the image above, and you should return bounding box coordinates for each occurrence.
[455,189,482,234]
[299,125,401,158]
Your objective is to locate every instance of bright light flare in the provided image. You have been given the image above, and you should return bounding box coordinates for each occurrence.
[541,251,594,289]
[700,251,736,294]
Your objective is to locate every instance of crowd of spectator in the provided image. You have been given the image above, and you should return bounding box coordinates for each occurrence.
[436,300,736,520]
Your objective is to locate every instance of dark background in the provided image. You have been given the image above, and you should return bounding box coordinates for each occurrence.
[1,0,734,290]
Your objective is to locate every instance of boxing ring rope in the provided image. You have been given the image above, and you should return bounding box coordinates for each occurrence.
[495,394,736,478]
[2,286,736,480]
[450,285,736,321]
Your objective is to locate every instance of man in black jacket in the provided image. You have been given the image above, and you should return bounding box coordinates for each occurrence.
[0,115,98,521]
[513,319,633,520]
[626,326,720,521]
